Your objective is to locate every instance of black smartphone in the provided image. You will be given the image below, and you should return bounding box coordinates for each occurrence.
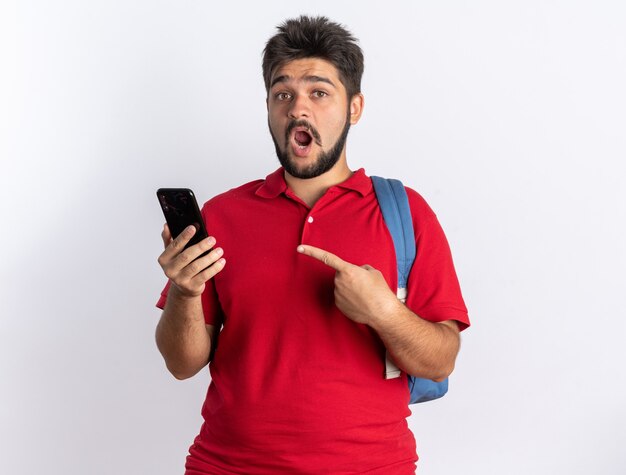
[157,188,209,252]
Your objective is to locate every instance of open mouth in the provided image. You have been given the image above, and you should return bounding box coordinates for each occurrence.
[286,121,321,158]
[294,130,313,148]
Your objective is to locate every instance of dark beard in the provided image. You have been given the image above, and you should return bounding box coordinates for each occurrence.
[268,111,351,180]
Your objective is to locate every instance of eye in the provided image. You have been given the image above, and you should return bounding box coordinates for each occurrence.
[312,90,328,98]
[275,92,292,101]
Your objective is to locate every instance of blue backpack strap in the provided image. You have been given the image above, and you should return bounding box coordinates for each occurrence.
[370,176,415,291]
[371,176,449,404]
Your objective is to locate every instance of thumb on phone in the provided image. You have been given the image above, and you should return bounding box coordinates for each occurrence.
[161,223,173,249]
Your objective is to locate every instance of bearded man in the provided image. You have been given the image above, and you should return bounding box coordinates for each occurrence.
[155,15,470,475]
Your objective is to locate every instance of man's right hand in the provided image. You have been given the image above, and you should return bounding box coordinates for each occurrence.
[157,223,226,298]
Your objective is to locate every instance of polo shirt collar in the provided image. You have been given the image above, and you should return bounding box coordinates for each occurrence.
[335,168,371,196]
[255,167,371,199]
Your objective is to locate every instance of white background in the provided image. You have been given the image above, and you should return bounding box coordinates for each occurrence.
[1,1,625,474]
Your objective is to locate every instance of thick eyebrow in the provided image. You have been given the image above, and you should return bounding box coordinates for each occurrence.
[270,75,336,89]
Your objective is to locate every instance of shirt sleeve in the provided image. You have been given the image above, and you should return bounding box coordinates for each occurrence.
[404,188,470,330]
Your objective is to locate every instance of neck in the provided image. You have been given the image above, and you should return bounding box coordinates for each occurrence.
[285,160,353,208]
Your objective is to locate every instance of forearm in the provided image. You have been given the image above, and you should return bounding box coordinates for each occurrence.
[369,300,460,381]
[155,285,212,380]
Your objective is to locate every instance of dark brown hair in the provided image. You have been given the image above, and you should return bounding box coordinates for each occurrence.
[262,16,364,98]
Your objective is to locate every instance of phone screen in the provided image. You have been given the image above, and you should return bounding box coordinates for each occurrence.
[157,188,209,251]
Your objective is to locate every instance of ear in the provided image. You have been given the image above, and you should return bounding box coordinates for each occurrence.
[349,93,365,125]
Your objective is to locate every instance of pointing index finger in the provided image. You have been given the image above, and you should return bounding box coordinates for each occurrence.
[297,244,350,272]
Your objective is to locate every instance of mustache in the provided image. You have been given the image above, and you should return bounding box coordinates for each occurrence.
[286,120,323,146]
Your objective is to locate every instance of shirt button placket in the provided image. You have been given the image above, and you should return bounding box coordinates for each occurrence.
[301,214,315,245]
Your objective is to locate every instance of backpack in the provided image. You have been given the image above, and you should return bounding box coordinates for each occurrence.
[371,176,449,404]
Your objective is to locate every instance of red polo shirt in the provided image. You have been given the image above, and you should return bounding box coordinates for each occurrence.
[157,168,469,474]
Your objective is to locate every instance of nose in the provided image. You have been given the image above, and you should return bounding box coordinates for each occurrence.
[288,94,310,119]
